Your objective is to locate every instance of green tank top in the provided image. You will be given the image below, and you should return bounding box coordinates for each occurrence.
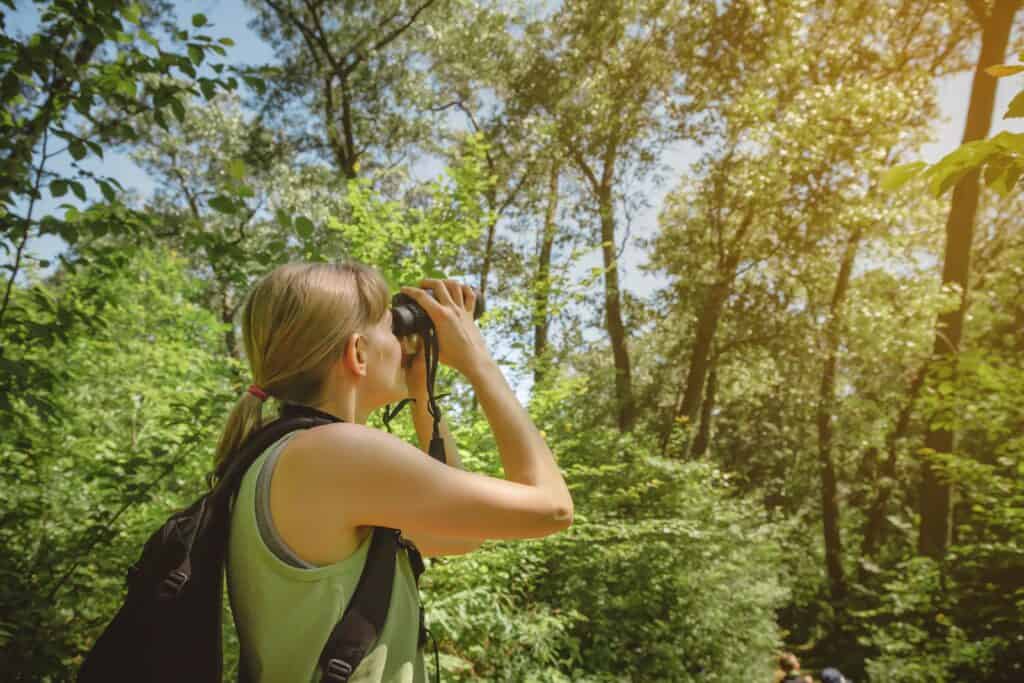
[227,431,427,683]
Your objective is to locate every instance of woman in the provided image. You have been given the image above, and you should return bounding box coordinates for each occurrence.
[220,261,574,682]
[776,652,804,683]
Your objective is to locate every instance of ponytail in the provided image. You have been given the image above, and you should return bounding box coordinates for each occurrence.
[209,390,269,487]
[209,260,391,487]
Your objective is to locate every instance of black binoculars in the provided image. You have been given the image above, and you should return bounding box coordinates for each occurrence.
[391,285,486,338]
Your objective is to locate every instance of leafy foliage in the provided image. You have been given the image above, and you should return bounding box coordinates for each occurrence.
[420,372,789,681]
[0,246,236,677]
[2,1,1023,682]
[884,55,1024,198]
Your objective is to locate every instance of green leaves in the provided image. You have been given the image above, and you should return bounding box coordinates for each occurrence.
[0,246,239,679]
[98,180,118,203]
[883,133,1024,198]
[881,162,927,191]
[1005,90,1024,119]
[166,96,186,123]
[890,63,1024,200]
[985,64,1024,77]
[69,181,86,201]
[191,13,208,28]
[227,159,246,181]
[242,75,266,95]
[198,78,217,101]
[207,195,237,214]
[294,216,315,238]
[122,3,142,25]
[68,140,88,161]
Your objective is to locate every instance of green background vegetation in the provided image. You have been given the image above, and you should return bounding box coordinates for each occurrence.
[2,1,1022,681]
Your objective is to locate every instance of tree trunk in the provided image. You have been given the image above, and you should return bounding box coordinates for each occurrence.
[691,358,717,457]
[667,211,752,455]
[320,72,360,179]
[918,0,1017,560]
[816,228,862,601]
[533,162,560,387]
[862,367,926,559]
[674,275,732,434]
[222,295,240,360]
[478,194,498,307]
[597,185,635,431]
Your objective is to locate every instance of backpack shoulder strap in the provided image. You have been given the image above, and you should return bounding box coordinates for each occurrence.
[318,527,401,683]
[214,403,342,501]
[220,404,426,683]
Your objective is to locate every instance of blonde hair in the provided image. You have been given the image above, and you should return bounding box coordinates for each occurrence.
[211,260,390,485]
[778,652,800,674]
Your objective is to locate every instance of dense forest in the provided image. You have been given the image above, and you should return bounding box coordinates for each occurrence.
[2,0,1023,681]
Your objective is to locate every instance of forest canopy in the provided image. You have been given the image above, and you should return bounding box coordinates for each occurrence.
[2,1,1022,681]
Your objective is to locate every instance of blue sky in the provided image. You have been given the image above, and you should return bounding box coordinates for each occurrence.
[8,0,1024,300]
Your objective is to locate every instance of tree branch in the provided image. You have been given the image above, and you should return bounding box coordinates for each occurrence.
[967,0,988,24]
[340,0,439,78]
[1,127,49,331]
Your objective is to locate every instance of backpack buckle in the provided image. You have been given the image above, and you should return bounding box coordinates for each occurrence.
[159,569,189,599]
[324,658,353,682]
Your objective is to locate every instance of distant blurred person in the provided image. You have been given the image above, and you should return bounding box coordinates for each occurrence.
[820,667,847,683]
[775,652,803,683]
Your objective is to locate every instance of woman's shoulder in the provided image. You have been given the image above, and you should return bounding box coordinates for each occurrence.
[268,422,381,565]
[280,421,421,494]
[289,420,400,462]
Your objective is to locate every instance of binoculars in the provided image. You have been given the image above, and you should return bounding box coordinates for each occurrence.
[391,285,486,338]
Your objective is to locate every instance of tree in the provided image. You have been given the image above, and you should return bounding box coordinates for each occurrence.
[128,88,342,357]
[246,0,444,179]
[533,161,562,386]
[917,0,1019,560]
[657,0,975,456]
[513,0,709,431]
[418,2,542,303]
[1,1,241,330]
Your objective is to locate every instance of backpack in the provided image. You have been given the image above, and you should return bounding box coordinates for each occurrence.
[78,402,429,683]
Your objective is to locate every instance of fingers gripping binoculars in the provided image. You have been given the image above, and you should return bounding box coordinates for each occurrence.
[390,286,486,338]
[385,284,485,465]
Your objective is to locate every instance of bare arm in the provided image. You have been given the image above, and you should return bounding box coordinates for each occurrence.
[295,419,572,541]
[463,356,571,512]
[294,278,572,544]
[404,394,484,556]
[409,393,463,470]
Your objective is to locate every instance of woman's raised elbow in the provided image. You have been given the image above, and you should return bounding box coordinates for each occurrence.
[554,506,573,531]
[520,498,573,538]
[549,497,574,533]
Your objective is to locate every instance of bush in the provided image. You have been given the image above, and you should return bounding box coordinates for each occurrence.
[0,247,236,680]
[420,371,790,681]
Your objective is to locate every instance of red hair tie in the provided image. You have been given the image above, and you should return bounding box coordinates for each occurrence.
[247,384,268,402]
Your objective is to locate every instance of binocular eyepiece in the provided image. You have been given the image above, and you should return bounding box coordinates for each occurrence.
[391,286,486,338]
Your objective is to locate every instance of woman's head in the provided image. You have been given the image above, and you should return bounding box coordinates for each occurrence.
[779,652,800,674]
[213,260,405,481]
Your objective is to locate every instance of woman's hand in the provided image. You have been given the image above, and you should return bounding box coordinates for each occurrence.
[399,279,492,380]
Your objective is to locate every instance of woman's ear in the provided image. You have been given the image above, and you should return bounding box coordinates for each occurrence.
[343,333,368,377]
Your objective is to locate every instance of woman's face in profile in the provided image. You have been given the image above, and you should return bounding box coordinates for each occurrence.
[365,308,407,407]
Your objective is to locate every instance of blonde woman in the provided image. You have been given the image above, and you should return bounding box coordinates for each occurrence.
[217,261,573,682]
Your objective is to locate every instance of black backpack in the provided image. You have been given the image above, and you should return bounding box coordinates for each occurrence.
[78,403,429,683]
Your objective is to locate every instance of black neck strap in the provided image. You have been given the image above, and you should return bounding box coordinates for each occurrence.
[280,402,345,424]
[382,329,447,464]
